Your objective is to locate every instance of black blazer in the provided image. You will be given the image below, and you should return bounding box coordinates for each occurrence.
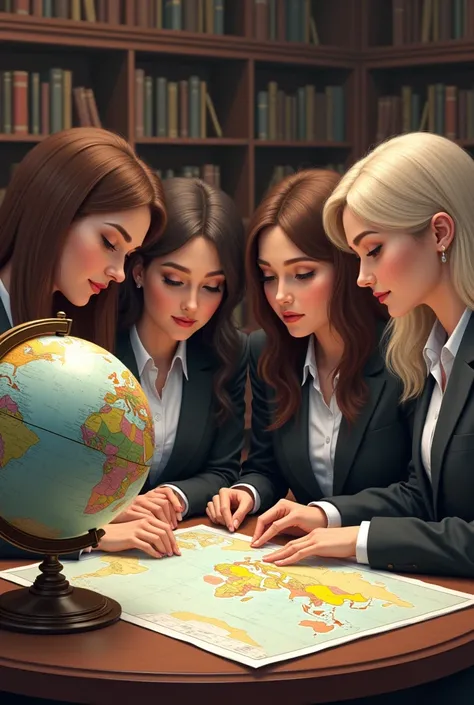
[328,311,474,578]
[115,328,249,517]
[240,328,414,512]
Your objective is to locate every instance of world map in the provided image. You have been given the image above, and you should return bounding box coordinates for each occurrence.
[3,525,473,667]
[0,335,154,539]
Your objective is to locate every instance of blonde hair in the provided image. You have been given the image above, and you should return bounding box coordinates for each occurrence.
[323,132,474,400]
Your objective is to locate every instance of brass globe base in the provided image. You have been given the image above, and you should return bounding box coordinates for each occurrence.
[0,554,121,634]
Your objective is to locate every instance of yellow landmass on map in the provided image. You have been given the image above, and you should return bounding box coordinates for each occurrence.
[0,412,39,468]
[9,517,61,539]
[177,531,253,552]
[75,556,149,579]
[3,338,70,374]
[170,611,261,647]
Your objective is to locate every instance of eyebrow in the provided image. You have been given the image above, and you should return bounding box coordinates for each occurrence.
[104,222,132,243]
[352,230,378,247]
[257,256,317,266]
[161,262,224,277]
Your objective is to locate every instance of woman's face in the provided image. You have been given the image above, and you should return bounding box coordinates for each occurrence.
[55,206,151,306]
[134,236,226,342]
[258,225,335,338]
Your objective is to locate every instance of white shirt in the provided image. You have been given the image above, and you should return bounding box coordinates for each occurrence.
[314,308,472,563]
[236,335,342,511]
[129,325,190,515]
[0,277,12,325]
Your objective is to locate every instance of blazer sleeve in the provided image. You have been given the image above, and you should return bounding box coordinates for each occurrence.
[239,331,289,511]
[170,334,249,517]
[366,515,474,578]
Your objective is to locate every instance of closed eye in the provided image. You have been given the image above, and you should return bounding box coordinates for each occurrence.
[295,271,315,280]
[367,245,382,258]
[261,274,275,283]
[163,276,183,287]
[204,284,222,293]
[102,235,116,251]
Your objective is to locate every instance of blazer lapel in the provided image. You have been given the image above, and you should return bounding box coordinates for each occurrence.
[332,351,385,495]
[114,330,140,380]
[430,314,474,511]
[278,381,324,499]
[157,337,214,483]
[0,299,11,335]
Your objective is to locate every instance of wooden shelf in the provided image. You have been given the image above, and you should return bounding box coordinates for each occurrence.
[255,140,352,148]
[135,138,248,146]
[363,40,474,68]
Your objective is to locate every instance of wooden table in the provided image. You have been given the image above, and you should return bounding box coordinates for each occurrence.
[0,515,473,704]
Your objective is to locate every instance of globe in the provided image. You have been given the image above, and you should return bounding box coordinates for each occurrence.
[0,313,155,634]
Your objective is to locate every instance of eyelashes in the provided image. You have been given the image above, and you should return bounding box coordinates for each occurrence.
[162,276,222,293]
[163,276,182,287]
[101,235,116,251]
[367,245,382,258]
[261,271,315,283]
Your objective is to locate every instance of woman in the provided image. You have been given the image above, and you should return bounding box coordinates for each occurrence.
[0,126,179,561]
[206,169,413,532]
[113,176,248,527]
[250,132,474,583]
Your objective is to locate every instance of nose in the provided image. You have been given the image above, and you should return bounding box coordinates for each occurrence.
[357,260,375,289]
[106,262,125,284]
[182,291,198,313]
[275,282,293,305]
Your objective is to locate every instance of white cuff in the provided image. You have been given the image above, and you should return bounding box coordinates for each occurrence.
[309,501,342,528]
[231,483,260,513]
[160,484,189,517]
[355,521,371,564]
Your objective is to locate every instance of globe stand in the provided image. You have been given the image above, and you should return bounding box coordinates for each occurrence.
[0,518,121,634]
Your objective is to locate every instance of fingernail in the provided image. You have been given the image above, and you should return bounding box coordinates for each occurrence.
[177,514,182,521]
[227,525,234,532]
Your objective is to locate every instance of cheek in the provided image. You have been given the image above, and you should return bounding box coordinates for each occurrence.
[64,233,102,276]
[144,279,177,312]
[263,282,278,309]
[200,293,223,322]
[299,276,333,308]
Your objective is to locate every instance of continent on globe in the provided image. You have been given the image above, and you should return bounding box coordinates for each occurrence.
[0,395,39,468]
[75,556,149,579]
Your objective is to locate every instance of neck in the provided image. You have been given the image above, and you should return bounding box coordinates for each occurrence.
[313,325,345,373]
[0,262,12,292]
[425,276,466,337]
[135,314,179,372]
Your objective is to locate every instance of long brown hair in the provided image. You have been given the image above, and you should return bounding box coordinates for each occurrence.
[0,127,166,351]
[120,177,245,420]
[246,169,386,428]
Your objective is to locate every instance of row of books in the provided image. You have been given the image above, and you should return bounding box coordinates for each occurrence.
[135,71,222,139]
[0,69,100,135]
[376,83,474,142]
[392,0,473,45]
[132,0,224,32]
[254,0,319,43]
[0,0,120,22]
[257,83,345,142]
[154,163,221,187]
[266,162,345,191]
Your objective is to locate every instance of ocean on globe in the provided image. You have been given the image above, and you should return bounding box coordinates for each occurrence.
[0,334,155,540]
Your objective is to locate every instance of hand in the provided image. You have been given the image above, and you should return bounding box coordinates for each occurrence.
[98,516,182,559]
[206,487,255,531]
[112,486,184,529]
[262,527,360,566]
[251,499,328,547]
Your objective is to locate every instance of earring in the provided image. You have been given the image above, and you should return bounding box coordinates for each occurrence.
[136,281,142,289]
[441,246,447,264]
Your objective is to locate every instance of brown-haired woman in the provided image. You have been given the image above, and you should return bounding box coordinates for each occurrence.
[207,169,413,532]
[0,126,172,562]
[0,126,166,351]
[112,177,248,540]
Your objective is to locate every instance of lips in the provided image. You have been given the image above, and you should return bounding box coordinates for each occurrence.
[89,280,107,294]
[282,311,305,324]
[374,291,390,304]
[172,316,197,328]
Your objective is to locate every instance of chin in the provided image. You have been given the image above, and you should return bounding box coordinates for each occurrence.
[285,325,314,339]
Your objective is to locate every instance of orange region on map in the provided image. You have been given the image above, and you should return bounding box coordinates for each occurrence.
[299,620,334,634]
[2,338,70,374]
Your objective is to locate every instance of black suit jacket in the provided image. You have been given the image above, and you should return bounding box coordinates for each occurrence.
[240,328,414,512]
[115,328,249,517]
[326,311,474,578]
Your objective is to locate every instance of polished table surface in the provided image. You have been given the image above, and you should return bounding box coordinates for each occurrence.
[0,515,474,704]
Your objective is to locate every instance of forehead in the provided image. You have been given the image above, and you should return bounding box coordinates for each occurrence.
[258,225,306,262]
[103,206,151,244]
[160,236,222,271]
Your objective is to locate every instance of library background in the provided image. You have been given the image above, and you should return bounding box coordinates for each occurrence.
[0,0,472,333]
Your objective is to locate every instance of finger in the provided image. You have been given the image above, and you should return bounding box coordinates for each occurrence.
[139,527,174,557]
[136,498,170,525]
[218,491,234,532]
[160,487,184,514]
[156,499,177,529]
[251,517,291,547]
[147,518,181,556]
[262,538,312,563]
[211,496,225,524]
[206,502,217,523]
[273,545,316,566]
[251,508,279,544]
[134,537,164,559]
[232,498,252,530]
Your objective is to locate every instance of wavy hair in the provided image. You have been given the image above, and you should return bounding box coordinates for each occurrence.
[246,169,386,428]
[120,177,245,421]
[323,131,474,399]
[0,127,166,351]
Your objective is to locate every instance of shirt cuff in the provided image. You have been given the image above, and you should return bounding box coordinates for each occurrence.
[309,501,342,528]
[231,483,259,513]
[160,484,189,517]
[355,521,371,564]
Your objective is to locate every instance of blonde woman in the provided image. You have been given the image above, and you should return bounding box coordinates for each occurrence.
[250,132,474,584]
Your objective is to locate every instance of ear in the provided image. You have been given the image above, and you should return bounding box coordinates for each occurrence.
[430,212,455,253]
[132,259,145,287]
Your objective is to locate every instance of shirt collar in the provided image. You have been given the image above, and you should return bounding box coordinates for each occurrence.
[0,278,12,326]
[302,335,318,387]
[423,308,472,375]
[129,325,188,380]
